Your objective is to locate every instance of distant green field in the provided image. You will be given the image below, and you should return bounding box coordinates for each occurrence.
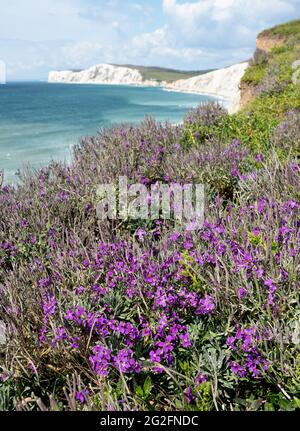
[114,65,214,83]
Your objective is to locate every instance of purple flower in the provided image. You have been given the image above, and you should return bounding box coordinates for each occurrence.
[58,190,70,201]
[89,345,112,377]
[42,296,56,318]
[136,228,146,241]
[255,267,264,278]
[194,373,207,386]
[238,288,247,299]
[183,240,193,250]
[75,389,89,404]
[230,167,240,177]
[38,278,51,289]
[184,386,196,404]
[254,153,264,162]
[196,295,215,315]
[264,278,277,306]
[257,198,266,215]
[290,162,299,172]
[74,286,86,295]
[179,332,192,348]
[150,349,162,363]
[113,349,141,374]
[230,361,246,378]
[283,199,299,212]
[20,219,29,228]
[226,336,236,349]
[1,241,10,250]
[169,232,181,242]
[52,327,68,347]
[264,278,273,287]
[227,327,270,379]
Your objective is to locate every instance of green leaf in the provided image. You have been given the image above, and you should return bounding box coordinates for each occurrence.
[143,376,153,397]
[135,386,144,398]
[293,397,300,409]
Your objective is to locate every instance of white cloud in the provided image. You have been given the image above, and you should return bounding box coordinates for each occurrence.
[128,0,298,69]
[160,0,297,49]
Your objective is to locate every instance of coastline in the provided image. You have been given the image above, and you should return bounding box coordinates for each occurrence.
[161,86,228,106]
[48,62,249,114]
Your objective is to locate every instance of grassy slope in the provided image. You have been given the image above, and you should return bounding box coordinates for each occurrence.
[186,19,300,156]
[259,19,300,38]
[242,19,300,115]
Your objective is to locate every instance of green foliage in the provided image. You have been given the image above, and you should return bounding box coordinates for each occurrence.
[183,108,279,154]
[195,382,213,411]
[242,63,268,85]
[135,376,153,401]
[259,19,300,39]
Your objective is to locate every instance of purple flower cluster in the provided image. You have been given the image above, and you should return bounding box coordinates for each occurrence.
[89,345,112,377]
[31,191,297,384]
[0,100,299,410]
[39,295,56,344]
[89,345,141,376]
[264,278,277,306]
[75,389,89,404]
[184,102,226,127]
[227,327,270,378]
[42,237,219,377]
[113,349,141,374]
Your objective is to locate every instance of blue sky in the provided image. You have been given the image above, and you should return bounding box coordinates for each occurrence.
[0,0,299,80]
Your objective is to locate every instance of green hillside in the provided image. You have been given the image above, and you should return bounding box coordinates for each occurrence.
[115,64,214,82]
[241,19,300,119]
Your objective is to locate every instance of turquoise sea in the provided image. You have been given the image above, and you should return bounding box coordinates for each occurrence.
[0,82,214,183]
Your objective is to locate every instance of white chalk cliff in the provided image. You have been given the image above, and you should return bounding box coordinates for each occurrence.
[48,64,158,87]
[163,62,249,114]
[48,62,249,113]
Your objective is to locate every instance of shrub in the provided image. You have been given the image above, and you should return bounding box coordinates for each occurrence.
[271,110,300,156]
[252,49,269,67]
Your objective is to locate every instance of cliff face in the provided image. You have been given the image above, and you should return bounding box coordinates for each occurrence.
[239,81,257,108]
[256,34,285,52]
[164,62,249,114]
[48,64,159,87]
